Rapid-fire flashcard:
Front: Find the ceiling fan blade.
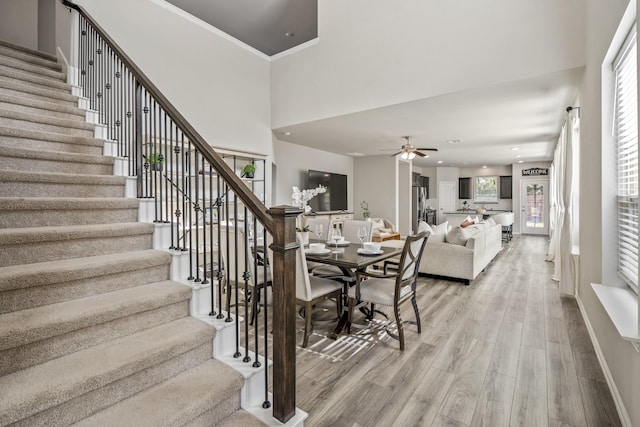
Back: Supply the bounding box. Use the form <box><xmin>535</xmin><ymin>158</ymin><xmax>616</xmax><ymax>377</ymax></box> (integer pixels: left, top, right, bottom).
<box><xmin>389</xmin><ymin>151</ymin><xmax>403</xmax><ymax>157</ymax></box>
<box><xmin>414</xmin><ymin>151</ymin><xmax>427</xmax><ymax>157</ymax></box>
<box><xmin>416</xmin><ymin>148</ymin><xmax>438</xmax><ymax>151</ymax></box>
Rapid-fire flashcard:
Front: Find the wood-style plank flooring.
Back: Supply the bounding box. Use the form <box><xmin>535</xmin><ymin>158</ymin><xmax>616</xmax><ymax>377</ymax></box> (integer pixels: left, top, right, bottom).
<box><xmin>293</xmin><ymin>235</ymin><xmax>622</xmax><ymax>427</ymax></box>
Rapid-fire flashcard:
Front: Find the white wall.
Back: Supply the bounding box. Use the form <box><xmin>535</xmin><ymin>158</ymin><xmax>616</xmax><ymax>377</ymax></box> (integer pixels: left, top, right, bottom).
<box><xmin>273</xmin><ymin>139</ymin><xmax>353</xmax><ymax>210</ymax></box>
<box><xmin>75</xmin><ymin>0</ymin><xmax>272</xmax><ymax>158</ymax></box>
<box><xmin>354</xmin><ymin>155</ymin><xmax>397</xmax><ymax>222</ymax></box>
<box><xmin>579</xmin><ymin>0</ymin><xmax>640</xmax><ymax>426</ymax></box>
<box><xmin>271</xmin><ymin>0</ymin><xmax>586</xmax><ymax>129</ymax></box>
<box><xmin>0</xmin><ymin>0</ymin><xmax>38</xmax><ymax>49</ymax></box>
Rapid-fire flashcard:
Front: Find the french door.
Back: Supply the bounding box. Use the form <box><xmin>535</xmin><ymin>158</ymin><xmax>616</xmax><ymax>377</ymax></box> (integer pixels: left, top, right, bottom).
<box><xmin>520</xmin><ymin>179</ymin><xmax>549</xmax><ymax>235</ymax></box>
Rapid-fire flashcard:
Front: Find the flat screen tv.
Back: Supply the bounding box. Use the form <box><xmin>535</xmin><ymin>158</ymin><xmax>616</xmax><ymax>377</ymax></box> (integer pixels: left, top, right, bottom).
<box><xmin>307</xmin><ymin>170</ymin><xmax>348</xmax><ymax>212</ymax></box>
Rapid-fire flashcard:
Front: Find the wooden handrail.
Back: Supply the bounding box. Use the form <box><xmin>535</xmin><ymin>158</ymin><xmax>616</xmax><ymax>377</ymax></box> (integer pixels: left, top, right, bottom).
<box><xmin>62</xmin><ymin>0</ymin><xmax>273</xmax><ymax>235</ymax></box>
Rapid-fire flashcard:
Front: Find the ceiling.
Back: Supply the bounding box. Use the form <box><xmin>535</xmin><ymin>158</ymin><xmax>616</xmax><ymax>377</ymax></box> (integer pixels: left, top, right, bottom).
<box><xmin>165</xmin><ymin>0</ymin><xmax>317</xmax><ymax>56</ymax></box>
<box><xmin>165</xmin><ymin>1</ymin><xmax>583</xmax><ymax>168</ymax></box>
<box><xmin>274</xmin><ymin>68</ymin><xmax>584</xmax><ymax>168</ymax></box>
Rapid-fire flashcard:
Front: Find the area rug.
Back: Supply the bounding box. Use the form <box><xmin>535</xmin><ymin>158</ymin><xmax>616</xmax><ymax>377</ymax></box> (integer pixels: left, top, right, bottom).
<box><xmin>297</xmin><ymin>318</ymin><xmax>396</xmax><ymax>362</ymax></box>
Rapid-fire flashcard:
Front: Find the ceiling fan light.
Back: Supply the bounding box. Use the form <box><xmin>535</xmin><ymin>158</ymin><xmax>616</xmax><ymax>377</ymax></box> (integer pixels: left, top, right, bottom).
<box><xmin>400</xmin><ymin>152</ymin><xmax>409</xmax><ymax>160</ymax></box>
<box><xmin>408</xmin><ymin>152</ymin><xmax>416</xmax><ymax>160</ymax></box>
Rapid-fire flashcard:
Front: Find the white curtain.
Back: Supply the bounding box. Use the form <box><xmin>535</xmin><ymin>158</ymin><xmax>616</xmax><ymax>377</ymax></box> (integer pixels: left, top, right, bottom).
<box><xmin>547</xmin><ymin>112</ymin><xmax>580</xmax><ymax>295</ymax></box>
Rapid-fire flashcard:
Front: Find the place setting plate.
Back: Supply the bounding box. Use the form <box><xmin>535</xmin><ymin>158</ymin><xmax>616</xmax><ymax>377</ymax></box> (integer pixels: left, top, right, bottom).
<box><xmin>305</xmin><ymin>248</ymin><xmax>331</xmax><ymax>255</ymax></box>
<box><xmin>357</xmin><ymin>248</ymin><xmax>384</xmax><ymax>255</ymax></box>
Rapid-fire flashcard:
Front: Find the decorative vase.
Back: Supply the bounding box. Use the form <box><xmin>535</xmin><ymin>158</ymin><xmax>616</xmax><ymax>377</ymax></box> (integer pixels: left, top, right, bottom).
<box><xmin>297</xmin><ymin>231</ymin><xmax>310</xmax><ymax>246</ymax></box>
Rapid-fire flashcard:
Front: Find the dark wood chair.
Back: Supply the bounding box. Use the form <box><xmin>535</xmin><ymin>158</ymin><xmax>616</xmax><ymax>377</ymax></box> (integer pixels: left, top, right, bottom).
<box><xmin>347</xmin><ymin>231</ymin><xmax>429</xmax><ymax>351</ymax></box>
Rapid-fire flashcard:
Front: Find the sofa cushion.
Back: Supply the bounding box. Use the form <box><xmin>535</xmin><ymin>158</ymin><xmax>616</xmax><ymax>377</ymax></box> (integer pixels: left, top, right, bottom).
<box><xmin>460</xmin><ymin>218</ymin><xmax>475</xmax><ymax>228</ymax></box>
<box><xmin>485</xmin><ymin>217</ymin><xmax>497</xmax><ymax>226</ymax></box>
<box><xmin>418</xmin><ymin>221</ymin><xmax>432</xmax><ymax>234</ymax></box>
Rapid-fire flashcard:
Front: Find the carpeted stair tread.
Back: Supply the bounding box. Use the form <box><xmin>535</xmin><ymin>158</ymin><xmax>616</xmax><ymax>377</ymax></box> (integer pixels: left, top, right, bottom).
<box><xmin>0</xmin><ymin>280</ymin><xmax>191</xmax><ymax>351</ymax></box>
<box><xmin>0</xmin><ymin>317</ymin><xmax>215</xmax><ymax>426</ymax></box>
<box><xmin>215</xmin><ymin>409</ymin><xmax>270</xmax><ymax>427</ymax></box>
<box><xmin>0</xmin><ymin>125</ymin><xmax>104</xmax><ymax>151</ymax></box>
<box><xmin>0</xmin><ymin>222</ymin><xmax>154</xmax><ymax>246</ymax></box>
<box><xmin>0</xmin><ymin>196</ymin><xmax>138</xmax><ymax>213</ymax></box>
<box><xmin>0</xmin><ymin>57</ymin><xmax>65</xmax><ymax>82</ymax></box>
<box><xmin>0</xmin><ymin>168</ymin><xmax>125</xmax><ymax>185</ymax></box>
<box><xmin>0</xmin><ymin>108</ymin><xmax>95</xmax><ymax>137</ymax></box>
<box><xmin>72</xmin><ymin>359</ymin><xmax>244</xmax><ymax>427</ymax></box>
<box><xmin>0</xmin><ymin>92</ymin><xmax>85</xmax><ymax>119</ymax></box>
<box><xmin>0</xmin><ymin>62</ymin><xmax>67</xmax><ymax>91</ymax></box>
<box><xmin>0</xmin><ymin>145</ymin><xmax>113</xmax><ymax>165</ymax></box>
<box><xmin>0</xmin><ymin>249</ymin><xmax>170</xmax><ymax>293</ymax></box>
<box><xmin>0</xmin><ymin>77</ymin><xmax>77</xmax><ymax>104</ymax></box>
<box><xmin>0</xmin><ymin>40</ymin><xmax>60</xmax><ymax>69</ymax></box>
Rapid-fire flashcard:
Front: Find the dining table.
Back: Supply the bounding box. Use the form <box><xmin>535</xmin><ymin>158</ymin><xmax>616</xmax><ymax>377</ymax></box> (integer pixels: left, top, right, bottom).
<box><xmin>303</xmin><ymin>239</ymin><xmax>403</xmax><ymax>339</ymax></box>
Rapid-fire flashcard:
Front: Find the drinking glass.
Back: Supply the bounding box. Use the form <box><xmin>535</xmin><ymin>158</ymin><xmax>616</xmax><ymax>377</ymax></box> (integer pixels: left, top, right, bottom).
<box><xmin>357</xmin><ymin>225</ymin><xmax>368</xmax><ymax>249</ymax></box>
<box><xmin>330</xmin><ymin>227</ymin><xmax>342</xmax><ymax>252</ymax></box>
<box><xmin>314</xmin><ymin>223</ymin><xmax>324</xmax><ymax>241</ymax></box>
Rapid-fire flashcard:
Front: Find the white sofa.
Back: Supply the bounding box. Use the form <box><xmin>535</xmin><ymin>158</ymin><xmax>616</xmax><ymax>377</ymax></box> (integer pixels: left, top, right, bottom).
<box><xmin>381</xmin><ymin>220</ymin><xmax>502</xmax><ymax>285</ymax></box>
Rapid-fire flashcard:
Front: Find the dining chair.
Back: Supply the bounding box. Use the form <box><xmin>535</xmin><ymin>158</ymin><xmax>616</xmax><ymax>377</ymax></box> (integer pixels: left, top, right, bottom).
<box><xmin>295</xmin><ymin>234</ymin><xmax>344</xmax><ymax>347</ymax></box>
<box><xmin>341</xmin><ymin>219</ymin><xmax>372</xmax><ymax>243</ymax></box>
<box><xmin>220</xmin><ymin>225</ymin><xmax>271</xmax><ymax>324</ymax></box>
<box><xmin>347</xmin><ymin>231</ymin><xmax>429</xmax><ymax>351</ymax></box>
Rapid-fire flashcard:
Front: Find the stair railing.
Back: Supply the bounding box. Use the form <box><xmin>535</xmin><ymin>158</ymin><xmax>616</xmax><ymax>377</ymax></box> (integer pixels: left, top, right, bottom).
<box><xmin>62</xmin><ymin>1</ymin><xmax>298</xmax><ymax>422</ymax></box>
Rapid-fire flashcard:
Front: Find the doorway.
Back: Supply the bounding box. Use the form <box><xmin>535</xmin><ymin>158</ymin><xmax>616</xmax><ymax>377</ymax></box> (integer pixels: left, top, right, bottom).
<box><xmin>520</xmin><ymin>179</ymin><xmax>549</xmax><ymax>235</ymax></box>
<box><xmin>438</xmin><ymin>181</ymin><xmax>456</xmax><ymax>224</ymax></box>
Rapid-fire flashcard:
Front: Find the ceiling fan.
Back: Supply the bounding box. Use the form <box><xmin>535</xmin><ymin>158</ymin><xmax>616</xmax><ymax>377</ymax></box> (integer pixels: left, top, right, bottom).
<box><xmin>388</xmin><ymin>136</ymin><xmax>438</xmax><ymax>160</ymax></box>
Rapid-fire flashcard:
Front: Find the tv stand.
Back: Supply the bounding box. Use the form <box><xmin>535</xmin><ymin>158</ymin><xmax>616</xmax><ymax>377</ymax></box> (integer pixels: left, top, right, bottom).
<box><xmin>309</xmin><ymin>211</ymin><xmax>353</xmax><ymax>229</ymax></box>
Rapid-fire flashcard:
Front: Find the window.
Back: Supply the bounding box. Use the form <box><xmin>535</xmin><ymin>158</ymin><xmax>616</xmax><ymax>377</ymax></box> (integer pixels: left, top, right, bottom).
<box><xmin>474</xmin><ymin>176</ymin><xmax>498</xmax><ymax>203</ymax></box>
<box><xmin>614</xmin><ymin>26</ymin><xmax>638</xmax><ymax>294</ymax></box>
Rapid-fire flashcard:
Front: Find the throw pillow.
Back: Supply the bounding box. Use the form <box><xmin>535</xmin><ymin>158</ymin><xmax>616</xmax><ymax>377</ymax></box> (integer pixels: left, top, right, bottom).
<box><xmin>429</xmin><ymin>221</ymin><xmax>448</xmax><ymax>242</ymax></box>
<box><xmin>368</xmin><ymin>218</ymin><xmax>386</xmax><ymax>232</ymax></box>
<box><xmin>446</xmin><ymin>225</ymin><xmax>474</xmax><ymax>246</ymax></box>
<box><xmin>460</xmin><ymin>219</ymin><xmax>475</xmax><ymax>228</ymax></box>
<box><xmin>418</xmin><ymin>221</ymin><xmax>432</xmax><ymax>234</ymax></box>
<box><xmin>486</xmin><ymin>217</ymin><xmax>497</xmax><ymax>226</ymax></box>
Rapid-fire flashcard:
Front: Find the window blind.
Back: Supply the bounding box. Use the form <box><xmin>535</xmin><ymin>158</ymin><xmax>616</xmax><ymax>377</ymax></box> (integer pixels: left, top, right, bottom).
<box><xmin>614</xmin><ymin>27</ymin><xmax>639</xmax><ymax>294</ymax></box>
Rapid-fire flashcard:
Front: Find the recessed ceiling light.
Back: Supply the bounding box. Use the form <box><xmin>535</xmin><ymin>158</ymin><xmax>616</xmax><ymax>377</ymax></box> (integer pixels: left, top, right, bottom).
<box><xmin>437</xmin><ymin>160</ymin><xmax>443</xmax><ymax>164</ymax></box>
<box><xmin>511</xmin><ymin>147</ymin><xmax>520</xmax><ymax>151</ymax></box>
<box><xmin>518</xmin><ymin>160</ymin><xmax>524</xmax><ymax>163</ymax></box>
<box><xmin>285</xmin><ymin>32</ymin><xmax>295</xmax><ymax>37</ymax></box>
<box><xmin>282</xmin><ymin>131</ymin><xmax>291</xmax><ymax>136</ymax></box>
<box><xmin>515</xmin><ymin>155</ymin><xmax>522</xmax><ymax>158</ymax></box>
<box><xmin>346</xmin><ymin>152</ymin><xmax>365</xmax><ymax>157</ymax></box>
<box><xmin>447</xmin><ymin>139</ymin><xmax>461</xmax><ymax>144</ymax></box>
<box><xmin>482</xmin><ymin>165</ymin><xmax>487</xmax><ymax>168</ymax></box>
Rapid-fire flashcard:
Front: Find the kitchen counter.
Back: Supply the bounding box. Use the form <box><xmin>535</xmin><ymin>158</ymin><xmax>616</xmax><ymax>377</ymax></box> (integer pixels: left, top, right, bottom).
<box><xmin>444</xmin><ymin>210</ymin><xmax>513</xmax><ymax>227</ymax></box>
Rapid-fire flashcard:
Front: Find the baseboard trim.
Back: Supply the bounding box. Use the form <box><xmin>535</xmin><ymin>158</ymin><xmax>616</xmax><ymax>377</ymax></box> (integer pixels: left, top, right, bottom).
<box><xmin>575</xmin><ymin>294</ymin><xmax>632</xmax><ymax>427</ymax></box>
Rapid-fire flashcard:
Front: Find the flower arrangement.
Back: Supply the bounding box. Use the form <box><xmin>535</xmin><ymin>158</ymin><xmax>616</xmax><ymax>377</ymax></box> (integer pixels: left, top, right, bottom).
<box><xmin>291</xmin><ymin>185</ymin><xmax>326</xmax><ymax>231</ymax></box>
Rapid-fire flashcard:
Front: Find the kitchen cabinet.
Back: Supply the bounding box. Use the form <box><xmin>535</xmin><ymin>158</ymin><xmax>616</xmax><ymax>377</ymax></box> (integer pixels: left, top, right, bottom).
<box><xmin>459</xmin><ymin>177</ymin><xmax>472</xmax><ymax>199</ymax></box>
<box><xmin>500</xmin><ymin>176</ymin><xmax>512</xmax><ymax>199</ymax></box>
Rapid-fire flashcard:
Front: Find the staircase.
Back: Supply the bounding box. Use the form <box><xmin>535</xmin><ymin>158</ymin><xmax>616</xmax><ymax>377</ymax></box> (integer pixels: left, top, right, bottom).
<box><xmin>0</xmin><ymin>40</ymin><xmax>265</xmax><ymax>426</ymax></box>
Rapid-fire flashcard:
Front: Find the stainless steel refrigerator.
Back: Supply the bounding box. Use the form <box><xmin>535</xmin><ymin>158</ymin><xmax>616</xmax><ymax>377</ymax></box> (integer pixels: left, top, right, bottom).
<box><xmin>412</xmin><ymin>185</ymin><xmax>428</xmax><ymax>233</ymax></box>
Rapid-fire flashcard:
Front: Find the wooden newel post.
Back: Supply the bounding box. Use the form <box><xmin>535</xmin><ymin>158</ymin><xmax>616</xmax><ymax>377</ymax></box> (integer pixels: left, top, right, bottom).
<box><xmin>267</xmin><ymin>205</ymin><xmax>301</xmax><ymax>423</ymax></box>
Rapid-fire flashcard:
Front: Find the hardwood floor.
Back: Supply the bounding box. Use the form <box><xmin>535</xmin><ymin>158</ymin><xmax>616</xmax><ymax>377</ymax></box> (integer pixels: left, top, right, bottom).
<box><xmin>293</xmin><ymin>235</ymin><xmax>622</xmax><ymax>427</ymax></box>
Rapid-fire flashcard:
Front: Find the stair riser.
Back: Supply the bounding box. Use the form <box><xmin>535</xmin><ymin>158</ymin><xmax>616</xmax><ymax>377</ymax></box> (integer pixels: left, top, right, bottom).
<box><xmin>0</xmin><ymin>65</ymin><xmax>68</xmax><ymax>91</ymax></box>
<box><xmin>0</xmin><ymin>99</ymin><xmax>85</xmax><ymax>122</ymax></box>
<box><xmin>0</xmin><ymin>135</ymin><xmax>104</xmax><ymax>156</ymax></box>
<box><xmin>10</xmin><ymin>343</ymin><xmax>213</xmax><ymax>427</ymax></box>
<box><xmin>0</xmin><ymin>156</ymin><xmax>113</xmax><ymax>175</ymax></box>
<box><xmin>0</xmin><ymin>301</ymin><xmax>190</xmax><ymax>375</ymax></box>
<box><xmin>0</xmin><ymin>181</ymin><xmax>125</xmax><ymax>198</ymax></box>
<box><xmin>0</xmin><ymin>116</ymin><xmax>94</xmax><ymax>138</ymax></box>
<box><xmin>0</xmin><ymin>234</ymin><xmax>153</xmax><ymax>267</ymax></box>
<box><xmin>0</xmin><ymin>261</ymin><xmax>171</xmax><ymax>313</ymax></box>
<box><xmin>0</xmin><ymin>206</ymin><xmax>138</xmax><ymax>229</ymax></box>
<box><xmin>0</xmin><ymin>45</ymin><xmax>61</xmax><ymax>72</ymax></box>
<box><xmin>0</xmin><ymin>83</ymin><xmax>77</xmax><ymax>106</ymax></box>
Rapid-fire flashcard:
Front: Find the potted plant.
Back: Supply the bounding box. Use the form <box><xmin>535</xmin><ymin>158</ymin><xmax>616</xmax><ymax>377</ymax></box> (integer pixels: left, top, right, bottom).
<box><xmin>147</xmin><ymin>152</ymin><xmax>164</xmax><ymax>171</ymax></box>
<box><xmin>242</xmin><ymin>163</ymin><xmax>256</xmax><ymax>178</ymax></box>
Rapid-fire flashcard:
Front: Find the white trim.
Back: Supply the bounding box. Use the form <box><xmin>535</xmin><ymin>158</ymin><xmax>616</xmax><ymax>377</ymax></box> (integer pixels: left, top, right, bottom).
<box><xmin>149</xmin><ymin>0</ymin><xmax>270</xmax><ymax>61</ymax></box>
<box><xmin>575</xmin><ymin>294</ymin><xmax>633</xmax><ymax>427</ymax></box>
<box><xmin>591</xmin><ymin>283</ymin><xmax>640</xmax><ymax>349</ymax></box>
